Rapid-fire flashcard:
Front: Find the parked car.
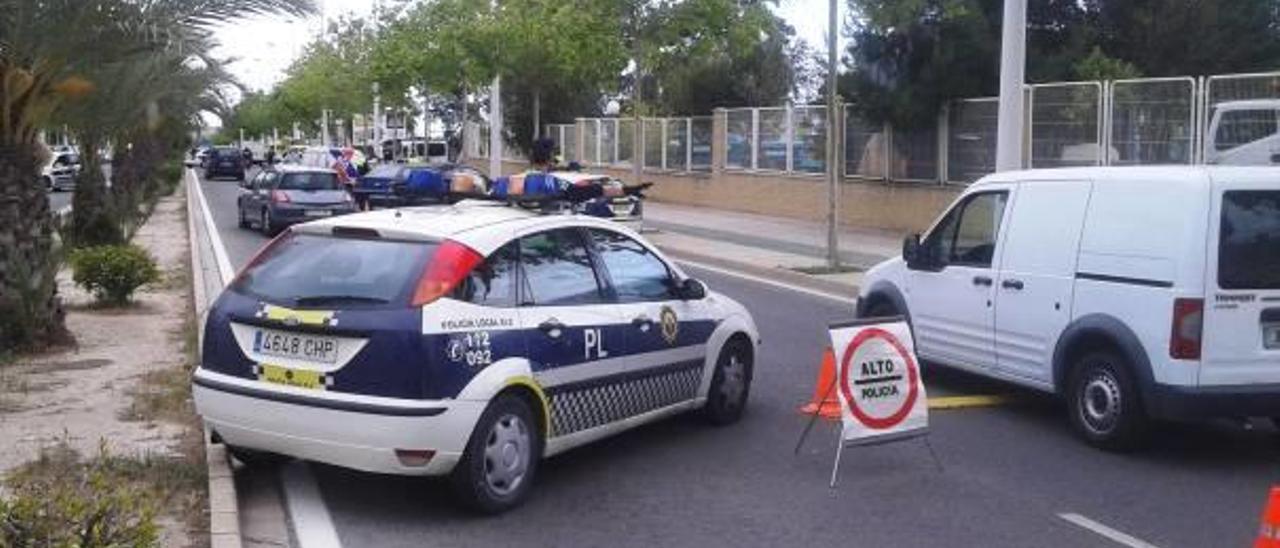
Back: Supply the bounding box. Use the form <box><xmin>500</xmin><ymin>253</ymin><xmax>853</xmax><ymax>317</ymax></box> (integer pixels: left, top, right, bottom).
<box><xmin>40</xmin><ymin>150</ymin><xmax>80</xmax><ymax>192</ymax></box>
<box><xmin>236</xmin><ymin>165</ymin><xmax>356</xmax><ymax>235</ymax></box>
<box><xmin>857</xmin><ymin>166</ymin><xmax>1280</xmax><ymax>449</ymax></box>
<box><xmin>194</xmin><ymin>201</ymin><xmax>758</xmax><ymax>512</ymax></box>
<box><xmin>204</xmin><ymin>146</ymin><xmax>246</xmax><ymax>181</ymax></box>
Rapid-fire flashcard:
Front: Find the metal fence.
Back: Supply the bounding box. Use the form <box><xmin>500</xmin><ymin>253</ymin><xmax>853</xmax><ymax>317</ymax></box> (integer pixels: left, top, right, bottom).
<box><xmin>486</xmin><ymin>70</ymin><xmax>1280</xmax><ymax>184</ymax></box>
<box><xmin>1107</xmin><ymin>78</ymin><xmax>1197</xmax><ymax>165</ymax></box>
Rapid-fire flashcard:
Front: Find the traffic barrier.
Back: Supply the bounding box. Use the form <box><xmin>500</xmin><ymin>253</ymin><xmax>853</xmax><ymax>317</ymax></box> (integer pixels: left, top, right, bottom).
<box><xmin>798</xmin><ymin>347</ymin><xmax>841</xmax><ymax>420</ymax></box>
<box><xmin>1257</xmin><ymin>486</ymin><xmax>1280</xmax><ymax>548</ymax></box>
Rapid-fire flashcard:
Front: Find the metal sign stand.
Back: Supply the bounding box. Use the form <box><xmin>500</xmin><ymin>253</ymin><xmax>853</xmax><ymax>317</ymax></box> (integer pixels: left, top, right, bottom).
<box><xmin>793</xmin><ymin>360</ymin><xmax>944</xmax><ymax>488</ymax></box>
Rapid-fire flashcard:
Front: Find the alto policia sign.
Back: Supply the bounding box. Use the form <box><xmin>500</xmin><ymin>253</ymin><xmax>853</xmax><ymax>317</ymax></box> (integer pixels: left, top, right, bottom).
<box><xmin>827</xmin><ymin>317</ymin><xmax>930</xmax><ymax>486</ymax></box>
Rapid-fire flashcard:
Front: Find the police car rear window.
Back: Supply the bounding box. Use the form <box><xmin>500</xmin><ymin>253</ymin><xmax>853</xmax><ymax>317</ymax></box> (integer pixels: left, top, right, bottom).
<box><xmin>279</xmin><ymin>172</ymin><xmax>340</xmax><ymax>190</ymax></box>
<box><xmin>1219</xmin><ymin>190</ymin><xmax>1280</xmax><ymax>289</ymax></box>
<box><xmin>234</xmin><ymin>234</ymin><xmax>436</xmax><ymax>307</ymax></box>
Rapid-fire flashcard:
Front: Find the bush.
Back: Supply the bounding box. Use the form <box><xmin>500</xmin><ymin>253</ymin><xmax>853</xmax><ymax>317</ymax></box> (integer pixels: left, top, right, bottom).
<box><xmin>0</xmin><ymin>445</ymin><xmax>160</xmax><ymax>547</ymax></box>
<box><xmin>69</xmin><ymin>245</ymin><xmax>160</xmax><ymax>305</ymax></box>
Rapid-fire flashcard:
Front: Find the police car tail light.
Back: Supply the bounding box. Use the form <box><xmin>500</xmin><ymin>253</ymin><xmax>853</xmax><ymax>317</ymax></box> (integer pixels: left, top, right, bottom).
<box><xmin>412</xmin><ymin>240</ymin><xmax>481</xmax><ymax>306</ymax></box>
<box><xmin>1170</xmin><ymin>298</ymin><xmax>1203</xmax><ymax>360</ymax></box>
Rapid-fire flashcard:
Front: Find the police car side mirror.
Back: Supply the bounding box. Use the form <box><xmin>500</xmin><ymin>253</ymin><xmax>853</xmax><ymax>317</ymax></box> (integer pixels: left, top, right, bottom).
<box><xmin>677</xmin><ymin>278</ymin><xmax>707</xmax><ymax>301</ymax></box>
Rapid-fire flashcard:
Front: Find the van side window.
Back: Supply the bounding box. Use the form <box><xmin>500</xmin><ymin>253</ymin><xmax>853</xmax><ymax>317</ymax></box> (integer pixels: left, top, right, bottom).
<box><xmin>926</xmin><ymin>191</ymin><xmax>1008</xmax><ymax>268</ymax></box>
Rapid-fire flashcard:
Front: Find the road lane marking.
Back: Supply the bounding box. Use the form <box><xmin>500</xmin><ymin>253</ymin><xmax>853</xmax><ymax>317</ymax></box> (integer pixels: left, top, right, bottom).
<box><xmin>189</xmin><ymin>168</ymin><xmax>236</xmax><ymax>284</ymax></box>
<box><xmin>675</xmin><ymin>258</ymin><xmax>858</xmax><ymax>305</ymax></box>
<box><xmin>281</xmin><ymin>462</ymin><xmax>343</xmax><ymax>548</ymax></box>
<box><xmin>1058</xmin><ymin>513</ymin><xmax>1161</xmax><ymax>548</ymax></box>
<box><xmin>928</xmin><ymin>395</ymin><xmax>1012</xmax><ymax>410</ymax></box>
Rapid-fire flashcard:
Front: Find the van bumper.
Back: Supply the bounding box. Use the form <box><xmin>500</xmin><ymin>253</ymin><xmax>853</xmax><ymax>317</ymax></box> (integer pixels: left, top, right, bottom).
<box><xmin>1147</xmin><ymin>382</ymin><xmax>1280</xmax><ymax>419</ymax></box>
<box><xmin>193</xmin><ymin>368</ymin><xmax>482</xmax><ymax>475</ymax></box>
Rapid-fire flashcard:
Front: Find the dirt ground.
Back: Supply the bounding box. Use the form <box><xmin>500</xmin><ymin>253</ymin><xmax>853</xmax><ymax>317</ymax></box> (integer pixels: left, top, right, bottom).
<box><xmin>0</xmin><ymin>188</ymin><xmax>203</xmax><ymax>547</ymax></box>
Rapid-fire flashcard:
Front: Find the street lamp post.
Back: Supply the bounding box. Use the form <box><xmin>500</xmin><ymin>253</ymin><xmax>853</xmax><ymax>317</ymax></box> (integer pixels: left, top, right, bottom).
<box><xmin>995</xmin><ymin>0</ymin><xmax>1027</xmax><ymax>172</ymax></box>
<box><xmin>488</xmin><ymin>0</ymin><xmax>503</xmax><ymax>178</ymax></box>
<box><xmin>825</xmin><ymin>0</ymin><xmax>840</xmax><ymax>269</ymax></box>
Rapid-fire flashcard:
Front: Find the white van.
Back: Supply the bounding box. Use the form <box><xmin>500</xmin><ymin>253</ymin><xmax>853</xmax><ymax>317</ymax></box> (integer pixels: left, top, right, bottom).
<box><xmin>857</xmin><ymin>166</ymin><xmax>1280</xmax><ymax>449</ymax></box>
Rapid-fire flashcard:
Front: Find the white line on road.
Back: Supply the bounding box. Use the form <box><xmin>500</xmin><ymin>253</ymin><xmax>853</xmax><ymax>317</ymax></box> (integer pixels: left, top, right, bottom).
<box><xmin>1058</xmin><ymin>513</ymin><xmax>1161</xmax><ymax>548</ymax></box>
<box><xmin>281</xmin><ymin>462</ymin><xmax>343</xmax><ymax>548</ymax></box>
<box><xmin>674</xmin><ymin>258</ymin><xmax>858</xmax><ymax>306</ymax></box>
<box><xmin>189</xmin><ymin>169</ymin><xmax>236</xmax><ymax>284</ymax></box>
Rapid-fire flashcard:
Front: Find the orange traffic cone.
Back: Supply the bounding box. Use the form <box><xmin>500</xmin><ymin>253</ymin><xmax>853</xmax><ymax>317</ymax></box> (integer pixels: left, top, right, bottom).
<box><xmin>1257</xmin><ymin>486</ymin><xmax>1280</xmax><ymax>548</ymax></box>
<box><xmin>799</xmin><ymin>347</ymin><xmax>842</xmax><ymax>420</ymax></box>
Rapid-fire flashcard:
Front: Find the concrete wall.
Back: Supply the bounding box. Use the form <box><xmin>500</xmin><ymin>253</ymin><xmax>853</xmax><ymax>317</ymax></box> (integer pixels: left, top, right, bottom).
<box><xmin>466</xmin><ymin>158</ymin><xmax>960</xmax><ymax>235</ymax></box>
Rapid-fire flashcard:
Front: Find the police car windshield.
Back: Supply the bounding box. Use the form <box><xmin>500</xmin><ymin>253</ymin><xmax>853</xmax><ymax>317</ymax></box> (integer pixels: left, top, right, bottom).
<box><xmin>279</xmin><ymin>172</ymin><xmax>340</xmax><ymax>191</ymax></box>
<box><xmin>234</xmin><ymin>233</ymin><xmax>436</xmax><ymax>308</ymax></box>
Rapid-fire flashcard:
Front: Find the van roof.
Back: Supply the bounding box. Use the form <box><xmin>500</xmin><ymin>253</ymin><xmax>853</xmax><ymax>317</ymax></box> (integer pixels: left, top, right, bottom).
<box><xmin>972</xmin><ymin>165</ymin><xmax>1280</xmax><ymax>188</ymax></box>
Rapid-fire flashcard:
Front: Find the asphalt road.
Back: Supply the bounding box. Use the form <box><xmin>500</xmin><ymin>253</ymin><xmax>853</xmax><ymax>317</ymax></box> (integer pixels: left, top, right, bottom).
<box><xmin>198</xmin><ymin>170</ymin><xmax>1280</xmax><ymax>548</ymax></box>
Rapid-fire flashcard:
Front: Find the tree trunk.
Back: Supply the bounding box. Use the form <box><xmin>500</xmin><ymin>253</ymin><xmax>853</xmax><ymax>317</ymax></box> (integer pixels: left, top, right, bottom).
<box><xmin>70</xmin><ymin>134</ymin><xmax>122</xmax><ymax>247</ymax></box>
<box><xmin>532</xmin><ymin>89</ymin><xmax>541</xmax><ymax>142</ymax></box>
<box><xmin>0</xmin><ymin>141</ymin><xmax>68</xmax><ymax>350</ymax></box>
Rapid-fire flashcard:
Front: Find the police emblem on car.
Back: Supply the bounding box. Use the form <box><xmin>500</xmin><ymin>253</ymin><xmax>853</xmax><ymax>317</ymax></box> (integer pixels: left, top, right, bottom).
<box><xmin>192</xmin><ymin>196</ymin><xmax>760</xmax><ymax>514</ymax></box>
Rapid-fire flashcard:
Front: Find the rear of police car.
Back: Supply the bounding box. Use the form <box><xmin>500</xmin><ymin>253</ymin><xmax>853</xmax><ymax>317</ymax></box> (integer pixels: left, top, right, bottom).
<box><xmin>192</xmin><ymin>222</ymin><xmax>493</xmax><ymax>475</ymax></box>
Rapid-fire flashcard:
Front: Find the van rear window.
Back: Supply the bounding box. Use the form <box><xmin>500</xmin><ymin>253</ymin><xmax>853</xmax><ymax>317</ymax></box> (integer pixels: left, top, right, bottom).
<box><xmin>234</xmin><ymin>234</ymin><xmax>436</xmax><ymax>307</ymax></box>
<box><xmin>1219</xmin><ymin>191</ymin><xmax>1280</xmax><ymax>289</ymax></box>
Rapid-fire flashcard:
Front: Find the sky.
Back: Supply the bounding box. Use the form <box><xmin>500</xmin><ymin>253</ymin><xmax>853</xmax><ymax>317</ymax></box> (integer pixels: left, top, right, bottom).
<box><xmin>212</xmin><ymin>0</ymin><xmax>841</xmax><ymax>95</ymax></box>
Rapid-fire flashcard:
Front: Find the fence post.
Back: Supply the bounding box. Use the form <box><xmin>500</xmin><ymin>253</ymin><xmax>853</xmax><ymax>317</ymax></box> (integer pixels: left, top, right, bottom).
<box><xmin>883</xmin><ymin>123</ymin><xmax>892</xmax><ymax>183</ymax></box>
<box><xmin>574</xmin><ymin>118</ymin><xmax>585</xmax><ymax>163</ymax></box>
<box><xmin>751</xmin><ymin>109</ymin><xmax>760</xmax><ymax>170</ymax></box>
<box><xmin>937</xmin><ymin>104</ymin><xmax>949</xmax><ymax>184</ymax></box>
<box><xmin>785</xmin><ymin>105</ymin><xmax>794</xmax><ymax>173</ymax></box>
<box><xmin>713</xmin><ymin>109</ymin><xmax>727</xmax><ymax>176</ymax></box>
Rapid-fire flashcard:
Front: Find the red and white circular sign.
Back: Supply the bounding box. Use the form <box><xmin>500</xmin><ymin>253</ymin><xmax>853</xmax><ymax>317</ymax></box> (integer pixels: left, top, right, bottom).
<box><xmin>837</xmin><ymin>327</ymin><xmax>920</xmax><ymax>430</ymax></box>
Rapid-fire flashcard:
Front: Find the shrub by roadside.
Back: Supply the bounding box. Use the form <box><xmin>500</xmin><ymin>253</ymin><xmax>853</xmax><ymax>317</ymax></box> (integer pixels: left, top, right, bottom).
<box><xmin>68</xmin><ymin>244</ymin><xmax>160</xmax><ymax>306</ymax></box>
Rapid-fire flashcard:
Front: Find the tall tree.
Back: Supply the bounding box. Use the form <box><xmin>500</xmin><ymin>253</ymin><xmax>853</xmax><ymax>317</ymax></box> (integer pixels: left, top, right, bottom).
<box><xmin>0</xmin><ymin>0</ymin><xmax>314</xmax><ymax>352</ymax></box>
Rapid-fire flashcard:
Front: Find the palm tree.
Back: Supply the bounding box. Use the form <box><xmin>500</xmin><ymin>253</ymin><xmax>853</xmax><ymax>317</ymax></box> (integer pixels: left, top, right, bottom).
<box><xmin>0</xmin><ymin>0</ymin><xmax>314</xmax><ymax>351</ymax></box>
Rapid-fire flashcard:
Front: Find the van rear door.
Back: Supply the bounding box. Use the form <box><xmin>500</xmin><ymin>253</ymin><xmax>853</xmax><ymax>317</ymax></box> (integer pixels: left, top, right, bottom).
<box><xmin>1202</xmin><ymin>179</ymin><xmax>1280</xmax><ymax>386</ymax></box>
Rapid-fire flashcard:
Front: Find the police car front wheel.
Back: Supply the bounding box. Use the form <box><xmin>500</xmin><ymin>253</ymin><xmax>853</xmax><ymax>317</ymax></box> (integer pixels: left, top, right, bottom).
<box><xmin>703</xmin><ymin>337</ymin><xmax>753</xmax><ymax>425</ymax></box>
<box><xmin>451</xmin><ymin>393</ymin><xmax>541</xmax><ymax>513</ymax></box>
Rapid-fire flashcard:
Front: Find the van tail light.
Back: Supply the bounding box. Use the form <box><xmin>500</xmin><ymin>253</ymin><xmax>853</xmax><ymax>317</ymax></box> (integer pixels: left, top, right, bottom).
<box><xmin>271</xmin><ymin>190</ymin><xmax>290</xmax><ymax>203</ymax></box>
<box><xmin>230</xmin><ymin>231</ymin><xmax>291</xmax><ymax>286</ymax></box>
<box><xmin>412</xmin><ymin>240</ymin><xmax>482</xmax><ymax>306</ymax></box>
<box><xmin>1170</xmin><ymin>298</ymin><xmax>1204</xmax><ymax>360</ymax></box>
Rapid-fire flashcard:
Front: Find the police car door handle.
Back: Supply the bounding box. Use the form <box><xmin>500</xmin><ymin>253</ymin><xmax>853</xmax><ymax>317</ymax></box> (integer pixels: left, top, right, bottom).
<box><xmin>538</xmin><ymin>319</ymin><xmax>566</xmax><ymax>338</ymax></box>
<box><xmin>631</xmin><ymin>315</ymin><xmax>652</xmax><ymax>328</ymax></box>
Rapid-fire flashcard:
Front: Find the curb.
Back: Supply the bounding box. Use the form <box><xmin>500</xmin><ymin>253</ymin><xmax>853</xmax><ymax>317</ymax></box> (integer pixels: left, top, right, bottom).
<box><xmin>659</xmin><ymin>245</ymin><xmax>861</xmax><ymax>302</ymax></box>
<box><xmin>186</xmin><ymin>171</ymin><xmax>243</xmax><ymax>548</ymax></box>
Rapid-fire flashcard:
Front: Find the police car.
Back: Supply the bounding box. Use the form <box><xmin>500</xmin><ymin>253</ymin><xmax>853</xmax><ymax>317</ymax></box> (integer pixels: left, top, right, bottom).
<box><xmin>192</xmin><ymin>201</ymin><xmax>760</xmax><ymax>512</ymax></box>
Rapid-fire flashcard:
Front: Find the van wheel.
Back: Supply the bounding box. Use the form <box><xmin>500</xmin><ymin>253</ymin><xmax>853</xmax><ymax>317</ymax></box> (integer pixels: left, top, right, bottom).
<box><xmin>703</xmin><ymin>338</ymin><xmax>753</xmax><ymax>425</ymax></box>
<box><xmin>451</xmin><ymin>393</ymin><xmax>540</xmax><ymax>514</ymax></box>
<box><xmin>1067</xmin><ymin>351</ymin><xmax>1147</xmax><ymax>450</ymax></box>
<box><xmin>227</xmin><ymin>445</ymin><xmax>290</xmax><ymax>468</ymax></box>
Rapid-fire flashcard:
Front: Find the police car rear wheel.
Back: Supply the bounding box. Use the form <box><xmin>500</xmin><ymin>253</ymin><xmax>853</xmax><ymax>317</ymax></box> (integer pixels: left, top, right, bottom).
<box><xmin>1067</xmin><ymin>351</ymin><xmax>1147</xmax><ymax>451</ymax></box>
<box><xmin>452</xmin><ymin>393</ymin><xmax>540</xmax><ymax>513</ymax></box>
<box><xmin>703</xmin><ymin>338</ymin><xmax>753</xmax><ymax>425</ymax></box>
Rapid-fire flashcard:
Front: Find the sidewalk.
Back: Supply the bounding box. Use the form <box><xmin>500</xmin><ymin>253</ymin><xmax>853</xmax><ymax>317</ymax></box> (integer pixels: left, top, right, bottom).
<box><xmin>643</xmin><ymin>201</ymin><xmax>903</xmax><ymax>292</ymax></box>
